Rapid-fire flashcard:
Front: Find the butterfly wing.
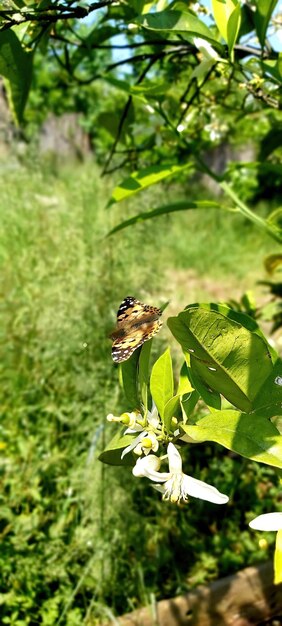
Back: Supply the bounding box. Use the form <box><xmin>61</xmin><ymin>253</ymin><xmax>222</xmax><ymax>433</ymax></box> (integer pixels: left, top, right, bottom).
<box><xmin>116</xmin><ymin>296</ymin><xmax>147</xmax><ymax>326</ymax></box>
<box><xmin>111</xmin><ymin>296</ymin><xmax>163</xmax><ymax>363</ymax></box>
<box><xmin>112</xmin><ymin>318</ymin><xmax>163</xmax><ymax>363</ymax></box>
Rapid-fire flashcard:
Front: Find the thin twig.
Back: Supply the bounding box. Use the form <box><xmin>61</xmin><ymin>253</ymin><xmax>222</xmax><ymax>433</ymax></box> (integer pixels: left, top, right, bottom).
<box><xmin>102</xmin><ymin>56</ymin><xmax>159</xmax><ymax>175</ymax></box>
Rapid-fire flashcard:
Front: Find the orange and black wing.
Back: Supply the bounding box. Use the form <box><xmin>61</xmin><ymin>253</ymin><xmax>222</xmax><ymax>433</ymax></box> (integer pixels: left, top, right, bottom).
<box><xmin>112</xmin><ymin>296</ymin><xmax>162</xmax><ymax>363</ymax></box>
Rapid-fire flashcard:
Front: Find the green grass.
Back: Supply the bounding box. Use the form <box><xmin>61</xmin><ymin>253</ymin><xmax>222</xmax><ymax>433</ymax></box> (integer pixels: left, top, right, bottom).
<box><xmin>0</xmin><ymin>158</ymin><xmax>279</xmax><ymax>625</ymax></box>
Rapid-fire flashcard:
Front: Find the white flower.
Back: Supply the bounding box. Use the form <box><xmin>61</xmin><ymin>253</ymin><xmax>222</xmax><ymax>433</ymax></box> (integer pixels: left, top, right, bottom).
<box><xmin>249</xmin><ymin>511</ymin><xmax>282</xmax><ymax>585</ymax></box>
<box><xmin>249</xmin><ymin>512</ymin><xmax>282</xmax><ymax>531</ymax></box>
<box><xmin>132</xmin><ymin>443</ymin><xmax>229</xmax><ymax>505</ymax></box>
<box><xmin>193</xmin><ymin>37</ymin><xmax>219</xmax><ymax>61</ymax></box>
<box><xmin>134</xmin><ymin>432</ymin><xmax>159</xmax><ymax>456</ymax></box>
<box><xmin>121</xmin><ymin>404</ymin><xmax>161</xmax><ymax>459</ymax></box>
<box><xmin>107</xmin><ymin>410</ymin><xmax>141</xmax><ymax>427</ymax></box>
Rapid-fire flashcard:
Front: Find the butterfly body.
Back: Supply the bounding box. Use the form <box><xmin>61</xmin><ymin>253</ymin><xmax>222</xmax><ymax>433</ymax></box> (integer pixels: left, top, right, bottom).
<box><xmin>110</xmin><ymin>296</ymin><xmax>162</xmax><ymax>363</ymax></box>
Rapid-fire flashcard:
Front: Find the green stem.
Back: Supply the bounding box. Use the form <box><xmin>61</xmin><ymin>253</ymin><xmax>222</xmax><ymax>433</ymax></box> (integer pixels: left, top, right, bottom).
<box><xmin>195</xmin><ymin>154</ymin><xmax>282</xmax><ymax>244</ymax></box>
<box><xmin>220</xmin><ymin>180</ymin><xmax>282</xmax><ymax>244</ymax></box>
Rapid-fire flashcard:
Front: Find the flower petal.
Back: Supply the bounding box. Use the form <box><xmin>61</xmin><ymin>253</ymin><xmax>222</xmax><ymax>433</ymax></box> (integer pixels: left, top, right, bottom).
<box><xmin>132</xmin><ymin>454</ymin><xmax>170</xmax><ymax>482</ymax></box>
<box><xmin>182</xmin><ymin>475</ymin><xmax>229</xmax><ymax>504</ymax></box>
<box><xmin>124</xmin><ymin>424</ymin><xmax>143</xmax><ymax>434</ymax></box>
<box><xmin>249</xmin><ymin>512</ymin><xmax>282</xmax><ymax>531</ymax></box>
<box><xmin>167</xmin><ymin>443</ymin><xmax>183</xmax><ymax>473</ymax></box>
<box><xmin>147</xmin><ymin>402</ymin><xmax>160</xmax><ymax>429</ymax></box>
<box><xmin>121</xmin><ymin>432</ymin><xmax>146</xmax><ymax>459</ymax></box>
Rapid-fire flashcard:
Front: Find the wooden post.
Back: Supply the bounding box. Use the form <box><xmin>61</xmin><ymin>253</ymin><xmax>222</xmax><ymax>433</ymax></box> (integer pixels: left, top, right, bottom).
<box><xmin>102</xmin><ymin>561</ymin><xmax>282</xmax><ymax>626</ymax></box>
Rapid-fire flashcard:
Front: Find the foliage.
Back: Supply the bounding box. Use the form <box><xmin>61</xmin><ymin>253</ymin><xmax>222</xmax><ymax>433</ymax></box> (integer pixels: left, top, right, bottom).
<box><xmin>0</xmin><ymin>159</ymin><xmax>280</xmax><ymax>624</ymax></box>
<box><xmin>0</xmin><ymin>0</ymin><xmax>282</xmax><ymax>622</ymax></box>
<box><xmin>0</xmin><ymin>1</ymin><xmax>281</xmax><ymax>210</ymax></box>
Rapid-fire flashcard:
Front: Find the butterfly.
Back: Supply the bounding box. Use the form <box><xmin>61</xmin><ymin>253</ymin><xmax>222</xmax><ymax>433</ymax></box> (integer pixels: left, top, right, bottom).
<box><xmin>110</xmin><ymin>296</ymin><xmax>163</xmax><ymax>363</ymax></box>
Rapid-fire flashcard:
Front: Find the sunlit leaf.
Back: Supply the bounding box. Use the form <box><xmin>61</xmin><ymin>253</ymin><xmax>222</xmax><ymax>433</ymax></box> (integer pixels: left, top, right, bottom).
<box><xmin>254</xmin><ymin>0</ymin><xmax>278</xmax><ymax>48</ymax></box>
<box><xmin>212</xmin><ymin>0</ymin><xmax>241</xmax><ymax>56</ymax></box>
<box><xmin>150</xmin><ymin>348</ymin><xmax>174</xmax><ymax>419</ymax></box>
<box><xmin>187</xmin><ymin>359</ymin><xmax>221</xmax><ymax>410</ymax></box>
<box><xmin>139</xmin><ymin>340</ymin><xmax>152</xmax><ymax>410</ymax></box>
<box><xmin>252</xmin><ymin>358</ymin><xmax>282</xmax><ymax>417</ymax></box>
<box><xmin>107</xmin><ymin>200</ymin><xmax>224</xmax><ymax>235</ymax></box>
<box><xmin>163</xmin><ymin>395</ymin><xmax>181</xmax><ymax>433</ymax></box>
<box><xmin>168</xmin><ymin>304</ymin><xmax>273</xmax><ymax>412</ymax></box>
<box><xmin>181</xmin><ymin>410</ymin><xmax>282</xmax><ymax>468</ymax></box>
<box><xmin>177</xmin><ymin>362</ymin><xmax>194</xmax><ymax>395</ymax></box>
<box><xmin>137</xmin><ymin>10</ymin><xmax>223</xmax><ymax>48</ymax></box>
<box><xmin>107</xmin><ymin>163</ymin><xmax>194</xmax><ymax>206</ymax></box>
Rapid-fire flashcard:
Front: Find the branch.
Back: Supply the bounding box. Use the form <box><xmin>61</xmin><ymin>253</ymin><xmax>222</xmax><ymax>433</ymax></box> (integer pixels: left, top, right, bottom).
<box><xmin>102</xmin><ymin>56</ymin><xmax>159</xmax><ymax>175</ymax></box>
<box><xmin>0</xmin><ymin>0</ymin><xmax>115</xmax><ymax>31</ymax></box>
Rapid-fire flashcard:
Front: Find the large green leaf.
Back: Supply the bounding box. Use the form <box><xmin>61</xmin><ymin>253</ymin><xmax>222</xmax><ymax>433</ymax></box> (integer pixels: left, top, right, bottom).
<box><xmin>107</xmin><ymin>200</ymin><xmax>224</xmax><ymax>235</ymax></box>
<box><xmin>181</xmin><ymin>390</ymin><xmax>200</xmax><ymax>420</ymax></box>
<box><xmin>137</xmin><ymin>10</ymin><xmax>223</xmax><ymax>48</ymax></box>
<box><xmin>252</xmin><ymin>358</ymin><xmax>282</xmax><ymax>416</ymax></box>
<box><xmin>212</xmin><ymin>0</ymin><xmax>241</xmax><ymax>56</ymax></box>
<box><xmin>187</xmin><ymin>360</ymin><xmax>221</xmax><ymax>410</ymax></box>
<box><xmin>107</xmin><ymin>163</ymin><xmax>193</xmax><ymax>206</ymax></box>
<box><xmin>138</xmin><ymin>340</ymin><xmax>152</xmax><ymax>410</ymax></box>
<box><xmin>0</xmin><ymin>30</ymin><xmax>33</xmax><ymax>124</ymax></box>
<box><xmin>177</xmin><ymin>362</ymin><xmax>194</xmax><ymax>396</ymax></box>
<box><xmin>150</xmin><ymin>348</ymin><xmax>174</xmax><ymax>419</ymax></box>
<box><xmin>120</xmin><ymin>349</ymin><xmax>140</xmax><ymax>409</ymax></box>
<box><xmin>168</xmin><ymin>304</ymin><xmax>273</xmax><ymax>412</ymax></box>
<box><xmin>181</xmin><ymin>410</ymin><xmax>282</xmax><ymax>468</ymax></box>
<box><xmin>254</xmin><ymin>0</ymin><xmax>278</xmax><ymax>48</ymax></box>
<box><xmin>99</xmin><ymin>430</ymin><xmax>136</xmax><ymax>466</ymax></box>
<box><xmin>163</xmin><ymin>395</ymin><xmax>181</xmax><ymax>433</ymax></box>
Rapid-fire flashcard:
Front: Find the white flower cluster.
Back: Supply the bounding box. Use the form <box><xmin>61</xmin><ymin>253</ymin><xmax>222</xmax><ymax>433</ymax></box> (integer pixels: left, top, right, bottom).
<box><xmin>107</xmin><ymin>406</ymin><xmax>229</xmax><ymax>505</ymax></box>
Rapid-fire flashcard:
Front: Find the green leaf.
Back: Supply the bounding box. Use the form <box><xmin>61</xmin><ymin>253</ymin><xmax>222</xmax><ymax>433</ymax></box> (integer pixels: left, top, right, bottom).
<box><xmin>254</xmin><ymin>0</ymin><xmax>278</xmax><ymax>48</ymax></box>
<box><xmin>187</xmin><ymin>360</ymin><xmax>221</xmax><ymax>410</ymax></box>
<box><xmin>261</xmin><ymin>54</ymin><xmax>282</xmax><ymax>83</ymax></box>
<box><xmin>150</xmin><ymin>348</ymin><xmax>174</xmax><ymax>419</ymax></box>
<box><xmin>181</xmin><ymin>390</ymin><xmax>200</xmax><ymax>420</ymax></box>
<box><xmin>99</xmin><ymin>430</ymin><xmax>136</xmax><ymax>466</ymax></box>
<box><xmin>181</xmin><ymin>410</ymin><xmax>282</xmax><ymax>469</ymax></box>
<box><xmin>139</xmin><ymin>340</ymin><xmax>152</xmax><ymax>410</ymax></box>
<box><xmin>137</xmin><ymin>10</ymin><xmax>223</xmax><ymax>48</ymax></box>
<box><xmin>252</xmin><ymin>358</ymin><xmax>282</xmax><ymax>416</ymax></box>
<box><xmin>168</xmin><ymin>304</ymin><xmax>273</xmax><ymax>412</ymax></box>
<box><xmin>107</xmin><ymin>163</ymin><xmax>194</xmax><ymax>206</ymax></box>
<box><xmin>0</xmin><ymin>30</ymin><xmax>33</xmax><ymax>124</ymax></box>
<box><xmin>212</xmin><ymin>0</ymin><xmax>241</xmax><ymax>56</ymax></box>
<box><xmin>227</xmin><ymin>3</ymin><xmax>241</xmax><ymax>55</ymax></box>
<box><xmin>177</xmin><ymin>362</ymin><xmax>194</xmax><ymax>395</ymax></box>
<box><xmin>120</xmin><ymin>350</ymin><xmax>140</xmax><ymax>409</ymax></box>
<box><xmin>163</xmin><ymin>395</ymin><xmax>181</xmax><ymax>433</ymax></box>
<box><xmin>105</xmin><ymin>76</ymin><xmax>170</xmax><ymax>98</ymax></box>
<box><xmin>107</xmin><ymin>200</ymin><xmax>224</xmax><ymax>235</ymax></box>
